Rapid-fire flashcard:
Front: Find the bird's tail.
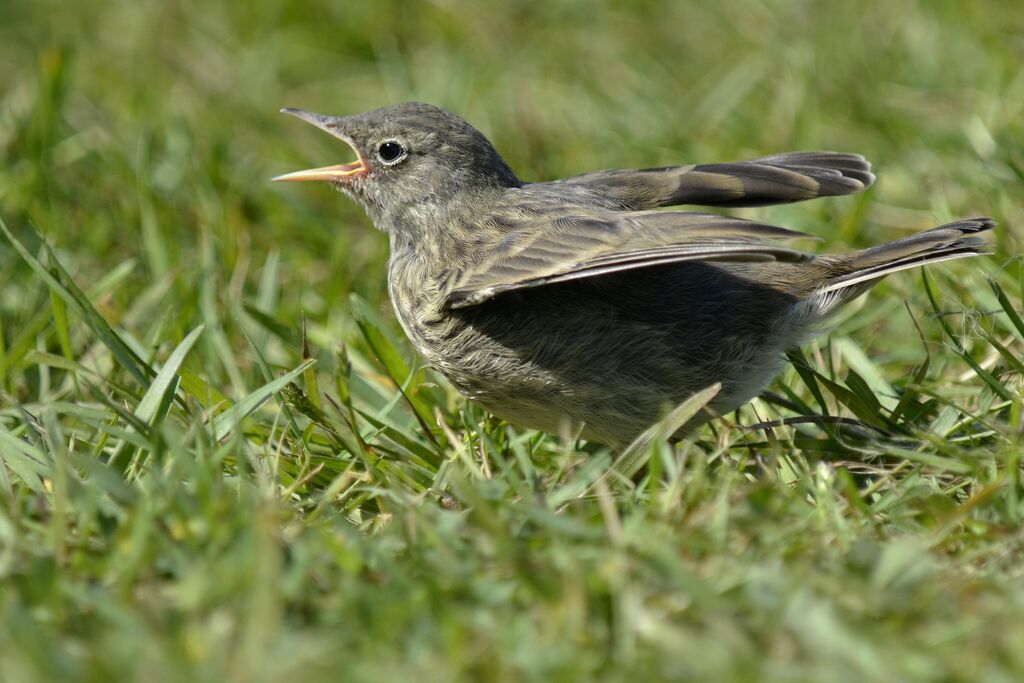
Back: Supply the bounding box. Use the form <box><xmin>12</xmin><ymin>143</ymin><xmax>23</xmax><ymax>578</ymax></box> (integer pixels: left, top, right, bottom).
<box><xmin>816</xmin><ymin>217</ymin><xmax>995</xmax><ymax>297</ymax></box>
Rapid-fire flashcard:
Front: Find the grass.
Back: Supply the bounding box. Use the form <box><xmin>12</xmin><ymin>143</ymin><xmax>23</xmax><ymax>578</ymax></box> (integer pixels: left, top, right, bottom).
<box><xmin>2</xmin><ymin>0</ymin><xmax>1024</xmax><ymax>680</ymax></box>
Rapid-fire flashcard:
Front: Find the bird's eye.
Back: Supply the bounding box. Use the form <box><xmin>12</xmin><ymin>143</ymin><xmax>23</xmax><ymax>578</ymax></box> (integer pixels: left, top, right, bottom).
<box><xmin>377</xmin><ymin>140</ymin><xmax>406</xmax><ymax>164</ymax></box>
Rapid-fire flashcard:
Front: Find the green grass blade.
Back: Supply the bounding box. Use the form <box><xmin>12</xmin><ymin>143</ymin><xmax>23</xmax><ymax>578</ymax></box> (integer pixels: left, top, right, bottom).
<box><xmin>922</xmin><ymin>271</ymin><xmax>1013</xmax><ymax>401</ymax></box>
<box><xmin>49</xmin><ymin>289</ymin><xmax>73</xmax><ymax>361</ymax></box>
<box><xmin>786</xmin><ymin>348</ymin><xmax>831</xmax><ymax>415</ymax></box>
<box><xmin>240</xmin><ymin>324</ymin><xmax>305</xmax><ymax>442</ymax></box>
<box><xmin>134</xmin><ymin>324</ymin><xmax>204</xmax><ymax>424</ymax></box>
<box><xmin>0</xmin><ymin>423</ymin><xmax>50</xmax><ymax>492</ymax></box>
<box><xmin>834</xmin><ymin>336</ymin><xmax>897</xmax><ymax>412</ymax></box>
<box><xmin>212</xmin><ymin>359</ymin><xmax>315</xmax><ymax>441</ymax></box>
<box><xmin>0</xmin><ymin>217</ymin><xmax>153</xmax><ymax>386</ymax></box>
<box><xmin>988</xmin><ymin>276</ymin><xmax>1024</xmax><ymax>341</ymax></box>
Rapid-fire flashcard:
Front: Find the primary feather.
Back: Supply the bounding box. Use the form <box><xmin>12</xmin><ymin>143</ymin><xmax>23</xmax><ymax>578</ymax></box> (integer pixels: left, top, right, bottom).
<box><xmin>555</xmin><ymin>151</ymin><xmax>875</xmax><ymax>209</ymax></box>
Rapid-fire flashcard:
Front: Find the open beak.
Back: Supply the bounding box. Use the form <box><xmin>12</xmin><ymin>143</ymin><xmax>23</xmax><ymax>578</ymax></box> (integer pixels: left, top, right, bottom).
<box><xmin>272</xmin><ymin>108</ymin><xmax>368</xmax><ymax>182</ymax></box>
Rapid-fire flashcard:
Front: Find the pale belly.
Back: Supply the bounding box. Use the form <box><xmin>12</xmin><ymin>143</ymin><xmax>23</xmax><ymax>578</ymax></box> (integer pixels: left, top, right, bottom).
<box><xmin>389</xmin><ymin>259</ymin><xmax>822</xmax><ymax>447</ymax></box>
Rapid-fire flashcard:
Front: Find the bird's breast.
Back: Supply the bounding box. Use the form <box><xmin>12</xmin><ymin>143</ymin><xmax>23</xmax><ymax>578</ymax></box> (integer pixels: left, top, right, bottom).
<box><xmin>386</xmin><ymin>249</ymin><xmax>553</xmax><ymax>402</ymax></box>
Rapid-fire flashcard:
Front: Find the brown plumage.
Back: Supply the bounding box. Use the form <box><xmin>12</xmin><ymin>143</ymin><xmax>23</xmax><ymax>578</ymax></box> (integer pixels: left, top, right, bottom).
<box><xmin>274</xmin><ymin>102</ymin><xmax>993</xmax><ymax>447</ymax></box>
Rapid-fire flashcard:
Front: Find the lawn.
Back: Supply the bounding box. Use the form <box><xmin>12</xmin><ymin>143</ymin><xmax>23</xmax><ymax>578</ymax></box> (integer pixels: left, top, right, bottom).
<box><xmin>2</xmin><ymin>1</ymin><xmax>1023</xmax><ymax>681</ymax></box>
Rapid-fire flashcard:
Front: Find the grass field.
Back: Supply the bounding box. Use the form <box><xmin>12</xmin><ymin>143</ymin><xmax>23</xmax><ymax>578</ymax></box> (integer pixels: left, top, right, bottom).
<box><xmin>2</xmin><ymin>1</ymin><xmax>1024</xmax><ymax>681</ymax></box>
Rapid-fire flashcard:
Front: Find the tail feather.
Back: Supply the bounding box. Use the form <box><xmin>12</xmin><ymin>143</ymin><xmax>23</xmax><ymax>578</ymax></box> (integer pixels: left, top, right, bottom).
<box><xmin>819</xmin><ymin>217</ymin><xmax>995</xmax><ymax>294</ymax></box>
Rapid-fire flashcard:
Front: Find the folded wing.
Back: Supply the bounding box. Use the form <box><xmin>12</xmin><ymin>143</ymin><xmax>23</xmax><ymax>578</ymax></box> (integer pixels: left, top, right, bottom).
<box><xmin>446</xmin><ymin>211</ymin><xmax>815</xmax><ymax>309</ymax></box>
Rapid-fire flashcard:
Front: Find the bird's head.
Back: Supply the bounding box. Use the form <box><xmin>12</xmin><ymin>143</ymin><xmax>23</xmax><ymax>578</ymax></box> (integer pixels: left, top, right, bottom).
<box><xmin>273</xmin><ymin>102</ymin><xmax>520</xmax><ymax>230</ymax></box>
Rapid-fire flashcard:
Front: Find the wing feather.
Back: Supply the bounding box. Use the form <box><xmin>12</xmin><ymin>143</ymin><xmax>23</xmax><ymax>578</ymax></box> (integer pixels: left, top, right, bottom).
<box><xmin>554</xmin><ymin>151</ymin><xmax>874</xmax><ymax>209</ymax></box>
<box><xmin>445</xmin><ymin>211</ymin><xmax>814</xmax><ymax>309</ymax></box>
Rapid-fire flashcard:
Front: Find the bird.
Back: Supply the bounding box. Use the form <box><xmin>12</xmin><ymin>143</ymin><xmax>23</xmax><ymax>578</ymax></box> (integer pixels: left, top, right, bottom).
<box><xmin>273</xmin><ymin>102</ymin><xmax>993</xmax><ymax>447</ymax></box>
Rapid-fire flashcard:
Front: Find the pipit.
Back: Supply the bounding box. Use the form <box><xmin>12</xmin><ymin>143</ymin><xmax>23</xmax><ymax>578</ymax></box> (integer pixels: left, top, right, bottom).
<box><xmin>274</xmin><ymin>102</ymin><xmax>992</xmax><ymax>447</ymax></box>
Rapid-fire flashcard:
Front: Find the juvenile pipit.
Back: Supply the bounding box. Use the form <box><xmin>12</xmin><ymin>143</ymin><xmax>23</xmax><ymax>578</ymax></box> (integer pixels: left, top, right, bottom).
<box><xmin>274</xmin><ymin>102</ymin><xmax>992</xmax><ymax>446</ymax></box>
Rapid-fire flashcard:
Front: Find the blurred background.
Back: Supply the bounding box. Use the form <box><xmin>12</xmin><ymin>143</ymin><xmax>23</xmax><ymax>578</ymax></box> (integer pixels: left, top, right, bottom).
<box><xmin>2</xmin><ymin>2</ymin><xmax>1024</xmax><ymax>681</ymax></box>
<box><xmin>2</xmin><ymin>0</ymin><xmax>1022</xmax><ymax>383</ymax></box>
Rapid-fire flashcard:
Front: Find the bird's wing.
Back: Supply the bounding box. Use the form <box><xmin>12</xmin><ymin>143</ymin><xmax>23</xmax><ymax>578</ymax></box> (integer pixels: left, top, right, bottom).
<box><xmin>553</xmin><ymin>152</ymin><xmax>874</xmax><ymax>210</ymax></box>
<box><xmin>445</xmin><ymin>211</ymin><xmax>815</xmax><ymax>309</ymax></box>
